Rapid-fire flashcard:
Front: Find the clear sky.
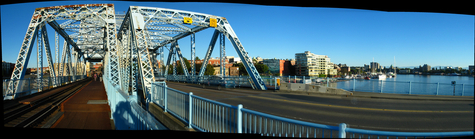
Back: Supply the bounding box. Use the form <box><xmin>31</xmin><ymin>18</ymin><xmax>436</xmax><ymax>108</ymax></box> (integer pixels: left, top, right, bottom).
<box><xmin>2</xmin><ymin>1</ymin><xmax>474</xmax><ymax>69</ymax></box>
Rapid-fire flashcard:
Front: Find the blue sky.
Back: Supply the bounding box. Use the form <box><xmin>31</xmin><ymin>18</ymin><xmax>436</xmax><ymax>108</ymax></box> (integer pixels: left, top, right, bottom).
<box><xmin>2</xmin><ymin>1</ymin><xmax>474</xmax><ymax>69</ymax></box>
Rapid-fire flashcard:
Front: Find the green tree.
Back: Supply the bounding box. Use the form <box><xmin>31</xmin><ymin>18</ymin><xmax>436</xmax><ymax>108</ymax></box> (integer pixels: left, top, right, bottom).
<box><xmin>204</xmin><ymin>64</ymin><xmax>215</xmax><ymax>75</ymax></box>
<box><xmin>175</xmin><ymin>57</ymin><xmax>192</xmax><ymax>75</ymax></box>
<box><xmin>234</xmin><ymin>63</ymin><xmax>248</xmax><ymax>75</ymax></box>
<box><xmin>167</xmin><ymin>64</ymin><xmax>173</xmax><ymax>75</ymax></box>
<box><xmin>254</xmin><ymin>63</ymin><xmax>269</xmax><ymax>73</ymax></box>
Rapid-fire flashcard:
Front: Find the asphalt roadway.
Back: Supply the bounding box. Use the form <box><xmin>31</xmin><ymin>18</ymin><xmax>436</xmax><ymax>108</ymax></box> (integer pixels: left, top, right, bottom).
<box><xmin>165</xmin><ymin>81</ymin><xmax>474</xmax><ymax>132</ymax></box>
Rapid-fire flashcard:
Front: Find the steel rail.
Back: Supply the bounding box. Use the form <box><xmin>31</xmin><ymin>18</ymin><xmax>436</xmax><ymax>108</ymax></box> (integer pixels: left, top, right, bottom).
<box><xmin>3</xmin><ymin>78</ymin><xmax>91</xmax><ymax>128</ymax></box>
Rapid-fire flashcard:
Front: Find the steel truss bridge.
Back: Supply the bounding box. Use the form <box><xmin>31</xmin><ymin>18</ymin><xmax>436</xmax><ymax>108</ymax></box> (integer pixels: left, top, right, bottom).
<box><xmin>5</xmin><ymin>4</ymin><xmax>267</xmax><ymax>100</ymax></box>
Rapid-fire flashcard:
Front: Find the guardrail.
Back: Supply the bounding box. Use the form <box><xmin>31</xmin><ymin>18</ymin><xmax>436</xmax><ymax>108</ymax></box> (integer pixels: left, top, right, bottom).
<box><xmin>103</xmin><ymin>76</ymin><xmax>167</xmax><ymax>130</ymax></box>
<box><xmin>150</xmin><ymin>81</ymin><xmax>473</xmax><ymax>137</ymax></box>
<box><xmin>3</xmin><ymin>75</ymin><xmax>87</xmax><ymax>100</ymax></box>
<box><xmin>164</xmin><ymin>75</ymin><xmax>474</xmax><ymax>96</ymax></box>
<box><xmin>164</xmin><ymin>75</ymin><xmax>280</xmax><ymax>90</ymax></box>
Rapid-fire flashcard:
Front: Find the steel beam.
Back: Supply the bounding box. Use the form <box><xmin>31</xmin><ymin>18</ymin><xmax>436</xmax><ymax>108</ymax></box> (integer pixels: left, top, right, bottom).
<box><xmin>47</xmin><ymin>21</ymin><xmax>83</xmax><ymax>56</ymax></box>
<box><xmin>174</xmin><ymin>44</ymin><xmax>189</xmax><ymax>76</ymax></box>
<box><xmin>190</xmin><ymin>33</ymin><xmax>195</xmax><ymax>76</ymax></box>
<box><xmin>219</xmin><ymin>23</ymin><xmax>267</xmax><ymax>90</ymax></box>
<box><xmin>164</xmin><ymin>43</ymin><xmax>176</xmax><ymax>76</ymax></box>
<box><xmin>40</xmin><ymin>24</ymin><xmax>57</xmax><ymax>87</ymax></box>
<box><xmin>129</xmin><ymin>11</ymin><xmax>155</xmax><ymax>95</ymax></box>
<box><xmin>198</xmin><ymin>30</ymin><xmax>220</xmax><ymax>76</ymax></box>
<box><xmin>220</xmin><ymin>32</ymin><xmax>226</xmax><ymax>76</ymax></box>
<box><xmin>37</xmin><ymin>24</ymin><xmax>44</xmax><ymax>92</ymax></box>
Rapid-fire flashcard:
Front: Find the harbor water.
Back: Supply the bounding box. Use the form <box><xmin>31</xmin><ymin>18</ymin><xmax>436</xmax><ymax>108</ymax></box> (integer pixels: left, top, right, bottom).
<box><xmin>326</xmin><ymin>74</ymin><xmax>474</xmax><ymax>96</ymax></box>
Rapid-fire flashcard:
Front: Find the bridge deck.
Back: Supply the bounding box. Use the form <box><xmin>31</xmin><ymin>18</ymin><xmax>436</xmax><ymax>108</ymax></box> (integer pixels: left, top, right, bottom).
<box><xmin>51</xmin><ymin>79</ymin><xmax>113</xmax><ymax>130</ymax></box>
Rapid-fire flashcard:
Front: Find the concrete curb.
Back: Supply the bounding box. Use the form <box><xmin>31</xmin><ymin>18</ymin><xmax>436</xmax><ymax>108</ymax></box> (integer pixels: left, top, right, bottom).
<box><xmin>276</xmin><ymin>83</ymin><xmax>473</xmax><ymax>101</ymax></box>
<box><xmin>279</xmin><ymin>83</ymin><xmax>353</xmax><ymax>96</ymax></box>
<box><xmin>351</xmin><ymin>95</ymin><xmax>475</xmax><ymax>101</ymax></box>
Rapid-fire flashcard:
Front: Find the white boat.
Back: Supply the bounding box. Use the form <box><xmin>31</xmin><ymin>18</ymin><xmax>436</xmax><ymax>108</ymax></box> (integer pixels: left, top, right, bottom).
<box><xmin>387</xmin><ymin>72</ymin><xmax>396</xmax><ymax>78</ymax></box>
<box><xmin>448</xmin><ymin>73</ymin><xmax>461</xmax><ymax>76</ymax></box>
<box><xmin>355</xmin><ymin>75</ymin><xmax>364</xmax><ymax>79</ymax></box>
<box><xmin>342</xmin><ymin>75</ymin><xmax>351</xmax><ymax>79</ymax></box>
<box><xmin>315</xmin><ymin>78</ymin><xmax>324</xmax><ymax>83</ymax></box>
<box><xmin>372</xmin><ymin>74</ymin><xmax>387</xmax><ymax>80</ymax></box>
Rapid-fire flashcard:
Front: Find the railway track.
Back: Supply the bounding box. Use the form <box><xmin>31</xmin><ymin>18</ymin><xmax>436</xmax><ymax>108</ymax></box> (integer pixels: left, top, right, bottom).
<box><xmin>3</xmin><ymin>78</ymin><xmax>92</xmax><ymax>128</ymax></box>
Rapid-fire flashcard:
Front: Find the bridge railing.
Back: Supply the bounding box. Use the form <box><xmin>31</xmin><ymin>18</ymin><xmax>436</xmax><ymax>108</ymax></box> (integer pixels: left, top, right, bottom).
<box><xmin>164</xmin><ymin>75</ymin><xmax>279</xmax><ymax>89</ymax></box>
<box><xmin>259</xmin><ymin>75</ymin><xmax>474</xmax><ymax>96</ymax></box>
<box><xmin>152</xmin><ymin>81</ymin><xmax>239</xmax><ymax>132</ymax></box>
<box><xmin>3</xmin><ymin>75</ymin><xmax>87</xmax><ymax>100</ymax></box>
<box><xmin>150</xmin><ymin>82</ymin><xmax>473</xmax><ymax>137</ymax></box>
<box><xmin>103</xmin><ymin>76</ymin><xmax>167</xmax><ymax>130</ymax></box>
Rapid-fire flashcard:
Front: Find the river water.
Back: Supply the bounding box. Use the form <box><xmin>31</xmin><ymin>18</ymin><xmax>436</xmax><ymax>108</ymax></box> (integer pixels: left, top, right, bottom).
<box><xmin>326</xmin><ymin>74</ymin><xmax>474</xmax><ymax>96</ymax></box>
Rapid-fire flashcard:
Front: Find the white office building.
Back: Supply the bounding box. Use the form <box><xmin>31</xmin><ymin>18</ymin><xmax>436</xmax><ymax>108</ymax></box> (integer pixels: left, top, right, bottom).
<box><xmin>295</xmin><ymin>51</ymin><xmax>336</xmax><ymax>76</ymax></box>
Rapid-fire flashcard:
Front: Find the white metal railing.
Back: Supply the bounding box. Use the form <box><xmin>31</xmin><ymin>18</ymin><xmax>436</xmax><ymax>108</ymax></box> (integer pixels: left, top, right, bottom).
<box><xmin>151</xmin><ymin>82</ymin><xmax>473</xmax><ymax>137</ymax></box>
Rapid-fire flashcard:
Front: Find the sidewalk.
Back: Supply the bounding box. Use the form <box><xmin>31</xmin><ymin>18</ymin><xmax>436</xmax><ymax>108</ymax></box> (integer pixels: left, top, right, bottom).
<box><xmin>52</xmin><ymin>79</ymin><xmax>113</xmax><ymax>130</ymax></box>
<box><xmin>350</xmin><ymin>91</ymin><xmax>474</xmax><ymax>101</ymax></box>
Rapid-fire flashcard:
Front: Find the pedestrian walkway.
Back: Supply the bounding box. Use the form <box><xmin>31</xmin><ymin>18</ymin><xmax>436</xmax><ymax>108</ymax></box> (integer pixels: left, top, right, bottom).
<box><xmin>350</xmin><ymin>91</ymin><xmax>474</xmax><ymax>101</ymax></box>
<box><xmin>51</xmin><ymin>79</ymin><xmax>113</xmax><ymax>130</ymax></box>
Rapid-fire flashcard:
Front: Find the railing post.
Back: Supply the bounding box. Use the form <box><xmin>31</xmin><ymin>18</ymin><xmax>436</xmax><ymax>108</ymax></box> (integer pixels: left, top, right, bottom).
<box><xmin>164</xmin><ymin>84</ymin><xmax>168</xmax><ymax>112</ymax></box>
<box><xmin>339</xmin><ymin>123</ymin><xmax>347</xmax><ymax>138</ymax></box>
<box><xmin>188</xmin><ymin>92</ymin><xmax>193</xmax><ymax>128</ymax></box>
<box><xmin>409</xmin><ymin>81</ymin><xmax>412</xmax><ymax>94</ymax></box>
<box><xmin>326</xmin><ymin>77</ymin><xmax>329</xmax><ymax>87</ymax></box>
<box><xmin>353</xmin><ymin>78</ymin><xmax>356</xmax><ymax>92</ymax></box>
<box><xmin>436</xmin><ymin>82</ymin><xmax>439</xmax><ymax>95</ymax></box>
<box><xmin>380</xmin><ymin>80</ymin><xmax>383</xmax><ymax>93</ymax></box>
<box><xmin>28</xmin><ymin>78</ymin><xmax>31</xmax><ymax>95</ymax></box>
<box><xmin>274</xmin><ymin>77</ymin><xmax>277</xmax><ymax>91</ymax></box>
<box><xmin>461</xmin><ymin>84</ymin><xmax>464</xmax><ymax>96</ymax></box>
<box><xmin>237</xmin><ymin>104</ymin><xmax>243</xmax><ymax>133</ymax></box>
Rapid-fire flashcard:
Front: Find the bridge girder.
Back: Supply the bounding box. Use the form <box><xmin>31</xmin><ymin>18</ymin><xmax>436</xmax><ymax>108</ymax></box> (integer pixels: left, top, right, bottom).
<box><xmin>6</xmin><ymin>4</ymin><xmax>267</xmax><ymax>100</ymax></box>
<box><xmin>5</xmin><ymin>4</ymin><xmax>117</xmax><ymax>99</ymax></box>
<box><xmin>117</xmin><ymin>6</ymin><xmax>267</xmax><ymax>94</ymax></box>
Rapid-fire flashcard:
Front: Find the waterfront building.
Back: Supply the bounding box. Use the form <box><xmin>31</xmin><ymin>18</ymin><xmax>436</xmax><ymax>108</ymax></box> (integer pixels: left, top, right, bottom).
<box><xmin>252</xmin><ymin>57</ymin><xmax>263</xmax><ymax>64</ymax></box>
<box><xmin>364</xmin><ymin>64</ymin><xmax>371</xmax><ymax>72</ymax></box>
<box><xmin>341</xmin><ymin>66</ymin><xmax>350</xmax><ymax>75</ymax></box>
<box><xmin>233</xmin><ymin>57</ymin><xmax>241</xmax><ymax>63</ymax></box>
<box><xmin>212</xmin><ymin>64</ymin><xmax>236</xmax><ymax>76</ymax></box>
<box><xmin>469</xmin><ymin>65</ymin><xmax>474</xmax><ymax>74</ymax></box>
<box><xmin>2</xmin><ymin>61</ymin><xmax>15</xmax><ymax>77</ymax></box>
<box><xmin>370</xmin><ymin>62</ymin><xmax>380</xmax><ymax>72</ymax></box>
<box><xmin>226</xmin><ymin>56</ymin><xmax>235</xmax><ymax>63</ymax></box>
<box><xmin>283</xmin><ymin>59</ymin><xmax>295</xmax><ymax>76</ymax></box>
<box><xmin>422</xmin><ymin>64</ymin><xmax>431</xmax><ymax>72</ymax></box>
<box><xmin>261</xmin><ymin>58</ymin><xmax>296</xmax><ymax>76</ymax></box>
<box><xmin>295</xmin><ymin>51</ymin><xmax>336</xmax><ymax>76</ymax></box>
<box><xmin>263</xmin><ymin>58</ymin><xmax>285</xmax><ymax>76</ymax></box>
<box><xmin>399</xmin><ymin>69</ymin><xmax>411</xmax><ymax>74</ymax></box>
